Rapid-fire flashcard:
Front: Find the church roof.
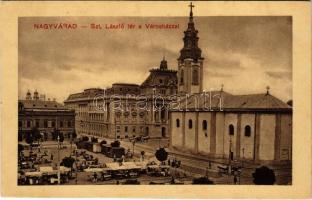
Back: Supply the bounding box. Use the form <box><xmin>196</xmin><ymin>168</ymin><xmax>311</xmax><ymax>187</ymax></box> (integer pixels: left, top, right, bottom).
<box><xmin>112</xmin><ymin>83</ymin><xmax>139</xmax><ymax>87</ymax></box>
<box><xmin>172</xmin><ymin>91</ymin><xmax>291</xmax><ymax>112</ymax></box>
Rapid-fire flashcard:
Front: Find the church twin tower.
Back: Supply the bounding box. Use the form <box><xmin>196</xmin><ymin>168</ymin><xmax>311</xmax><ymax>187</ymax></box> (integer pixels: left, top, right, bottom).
<box><xmin>178</xmin><ymin>3</ymin><xmax>204</xmax><ymax>95</ymax></box>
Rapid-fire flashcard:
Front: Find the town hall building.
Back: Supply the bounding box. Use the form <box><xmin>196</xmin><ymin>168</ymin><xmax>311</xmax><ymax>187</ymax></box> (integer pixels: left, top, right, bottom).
<box><xmin>64</xmin><ymin>58</ymin><xmax>177</xmax><ymax>139</ymax></box>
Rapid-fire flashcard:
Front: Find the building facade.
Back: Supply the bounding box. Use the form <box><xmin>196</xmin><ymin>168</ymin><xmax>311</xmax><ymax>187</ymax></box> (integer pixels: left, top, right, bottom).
<box><xmin>64</xmin><ymin>59</ymin><xmax>177</xmax><ymax>139</ymax></box>
<box><xmin>18</xmin><ymin>90</ymin><xmax>75</xmax><ymax>140</ymax></box>
<box><xmin>169</xmin><ymin>6</ymin><xmax>292</xmax><ymax>163</ymax></box>
<box><xmin>169</xmin><ymin>92</ymin><xmax>292</xmax><ymax>162</ymax></box>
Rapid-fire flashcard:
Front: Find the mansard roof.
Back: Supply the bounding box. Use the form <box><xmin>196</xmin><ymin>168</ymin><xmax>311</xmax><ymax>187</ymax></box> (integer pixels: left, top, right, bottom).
<box><xmin>141</xmin><ymin>59</ymin><xmax>177</xmax><ymax>87</ymax></box>
<box><xmin>19</xmin><ymin>99</ymin><xmax>67</xmax><ymax>110</ymax></box>
<box><xmin>65</xmin><ymin>88</ymin><xmax>104</xmax><ymax>102</ymax></box>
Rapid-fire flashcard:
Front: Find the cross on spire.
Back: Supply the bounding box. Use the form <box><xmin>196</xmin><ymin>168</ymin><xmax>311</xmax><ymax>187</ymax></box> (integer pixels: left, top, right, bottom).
<box><xmin>189</xmin><ymin>2</ymin><xmax>194</xmax><ymax>18</ymax></box>
<box><xmin>266</xmin><ymin>86</ymin><xmax>270</xmax><ymax>95</ymax></box>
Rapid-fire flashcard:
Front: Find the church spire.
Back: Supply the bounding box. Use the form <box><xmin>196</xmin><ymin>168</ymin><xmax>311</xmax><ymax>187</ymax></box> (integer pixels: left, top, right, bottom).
<box><xmin>189</xmin><ymin>2</ymin><xmax>194</xmax><ymax>23</ymax></box>
<box><xmin>178</xmin><ymin>2</ymin><xmax>203</xmax><ymax>62</ymax></box>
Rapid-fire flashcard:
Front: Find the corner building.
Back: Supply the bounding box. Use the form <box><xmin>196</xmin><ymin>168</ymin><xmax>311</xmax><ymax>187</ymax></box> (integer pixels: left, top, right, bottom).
<box><xmin>19</xmin><ymin>90</ymin><xmax>75</xmax><ymax>139</ymax></box>
<box><xmin>64</xmin><ymin>59</ymin><xmax>177</xmax><ymax>139</ymax></box>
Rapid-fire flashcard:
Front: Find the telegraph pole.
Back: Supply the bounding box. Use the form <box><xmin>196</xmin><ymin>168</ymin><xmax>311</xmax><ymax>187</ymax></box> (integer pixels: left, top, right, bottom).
<box><xmin>228</xmin><ymin>137</ymin><xmax>232</xmax><ymax>175</ymax></box>
<box><xmin>242</xmin><ymin>148</ymin><xmax>245</xmax><ymax>168</ymax></box>
<box><xmin>57</xmin><ymin>135</ymin><xmax>61</xmax><ymax>185</ymax></box>
<box><xmin>75</xmin><ymin>148</ymin><xmax>78</xmax><ymax>184</ymax></box>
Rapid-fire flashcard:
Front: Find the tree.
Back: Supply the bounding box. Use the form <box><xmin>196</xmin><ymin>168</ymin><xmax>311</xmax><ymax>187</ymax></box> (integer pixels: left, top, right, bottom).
<box><xmin>111</xmin><ymin>140</ymin><xmax>120</xmax><ymax>147</ymax></box>
<box><xmin>91</xmin><ymin>137</ymin><xmax>98</xmax><ymax>143</ymax></box>
<box><xmin>252</xmin><ymin>166</ymin><xmax>276</xmax><ymax>185</ymax></box>
<box><xmin>61</xmin><ymin>156</ymin><xmax>75</xmax><ymax>168</ymax></box>
<box><xmin>192</xmin><ymin>177</ymin><xmax>214</xmax><ymax>184</ymax></box>
<box><xmin>71</xmin><ymin>131</ymin><xmax>77</xmax><ymax>140</ymax></box>
<box><xmin>58</xmin><ymin>132</ymin><xmax>64</xmax><ymax>143</ymax></box>
<box><xmin>25</xmin><ymin>132</ymin><xmax>34</xmax><ymax>147</ymax></box>
<box><xmin>31</xmin><ymin>127</ymin><xmax>41</xmax><ymax>145</ymax></box>
<box><xmin>61</xmin><ymin>156</ymin><xmax>75</xmax><ymax>177</ymax></box>
<box><xmin>18</xmin><ymin>144</ymin><xmax>24</xmax><ymax>157</ymax></box>
<box><xmin>155</xmin><ymin>148</ymin><xmax>168</xmax><ymax>162</ymax></box>
<box><xmin>18</xmin><ymin>131</ymin><xmax>23</xmax><ymax>141</ymax></box>
<box><xmin>43</xmin><ymin>132</ymin><xmax>48</xmax><ymax>141</ymax></box>
<box><xmin>82</xmin><ymin>136</ymin><xmax>89</xmax><ymax>141</ymax></box>
<box><xmin>52</xmin><ymin>128</ymin><xmax>58</xmax><ymax>140</ymax></box>
<box><xmin>141</xmin><ymin>151</ymin><xmax>145</xmax><ymax>161</ymax></box>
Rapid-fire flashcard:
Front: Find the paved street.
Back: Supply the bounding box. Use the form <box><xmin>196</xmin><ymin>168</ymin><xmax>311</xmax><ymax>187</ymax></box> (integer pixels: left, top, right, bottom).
<box><xmin>106</xmin><ymin>137</ymin><xmax>292</xmax><ymax>185</ymax></box>
<box><xmin>20</xmin><ymin>139</ymin><xmax>291</xmax><ymax>185</ymax></box>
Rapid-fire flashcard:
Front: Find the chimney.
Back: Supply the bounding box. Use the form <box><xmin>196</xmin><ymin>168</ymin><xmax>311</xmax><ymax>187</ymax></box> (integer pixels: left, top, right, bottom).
<box><xmin>33</xmin><ymin>89</ymin><xmax>39</xmax><ymax>100</ymax></box>
<box><xmin>26</xmin><ymin>90</ymin><xmax>32</xmax><ymax>100</ymax></box>
<box><xmin>40</xmin><ymin>94</ymin><xmax>46</xmax><ymax>101</ymax></box>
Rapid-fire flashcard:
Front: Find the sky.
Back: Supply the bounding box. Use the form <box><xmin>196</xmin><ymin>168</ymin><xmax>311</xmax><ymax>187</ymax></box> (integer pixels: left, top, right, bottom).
<box><xmin>18</xmin><ymin>16</ymin><xmax>292</xmax><ymax>102</ymax></box>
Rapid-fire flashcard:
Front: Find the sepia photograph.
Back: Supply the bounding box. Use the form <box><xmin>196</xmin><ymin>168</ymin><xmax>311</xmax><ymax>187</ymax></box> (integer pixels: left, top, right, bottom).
<box><xmin>17</xmin><ymin>2</ymin><xmax>293</xmax><ymax>186</ymax></box>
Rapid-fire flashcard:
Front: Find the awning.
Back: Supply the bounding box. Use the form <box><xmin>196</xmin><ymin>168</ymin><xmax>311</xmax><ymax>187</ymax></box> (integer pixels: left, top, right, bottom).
<box><xmin>40</xmin><ymin>166</ymin><xmax>56</xmax><ymax>175</ymax></box>
<box><xmin>60</xmin><ymin>166</ymin><xmax>71</xmax><ymax>173</ymax></box>
<box><xmin>84</xmin><ymin>168</ymin><xmax>105</xmax><ymax>173</ymax></box>
<box><xmin>25</xmin><ymin>171</ymin><xmax>42</xmax><ymax>177</ymax></box>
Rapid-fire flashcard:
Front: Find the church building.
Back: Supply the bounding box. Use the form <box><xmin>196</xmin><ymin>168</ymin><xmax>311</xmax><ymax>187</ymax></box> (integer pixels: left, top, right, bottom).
<box><xmin>169</xmin><ymin>4</ymin><xmax>292</xmax><ymax>163</ymax></box>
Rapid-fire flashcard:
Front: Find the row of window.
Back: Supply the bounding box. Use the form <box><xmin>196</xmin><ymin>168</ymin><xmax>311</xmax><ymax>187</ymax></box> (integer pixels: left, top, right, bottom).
<box><xmin>176</xmin><ymin>119</ymin><xmax>252</xmax><ymax>137</ymax></box>
<box><xmin>116</xmin><ymin>126</ymin><xmax>149</xmax><ymax>134</ymax></box>
<box><xmin>19</xmin><ymin>120</ymin><xmax>73</xmax><ymax>128</ymax></box>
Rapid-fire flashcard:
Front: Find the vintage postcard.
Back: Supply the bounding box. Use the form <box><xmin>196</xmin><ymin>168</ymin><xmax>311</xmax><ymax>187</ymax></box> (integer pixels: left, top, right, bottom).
<box><xmin>0</xmin><ymin>1</ymin><xmax>311</xmax><ymax>198</ymax></box>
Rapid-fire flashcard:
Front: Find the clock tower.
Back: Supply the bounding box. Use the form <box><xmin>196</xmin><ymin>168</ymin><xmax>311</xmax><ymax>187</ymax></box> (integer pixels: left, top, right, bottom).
<box><xmin>178</xmin><ymin>3</ymin><xmax>204</xmax><ymax>95</ymax></box>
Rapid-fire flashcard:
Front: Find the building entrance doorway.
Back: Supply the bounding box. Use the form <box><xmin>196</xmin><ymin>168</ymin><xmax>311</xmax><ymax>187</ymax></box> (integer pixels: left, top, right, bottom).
<box><xmin>230</xmin><ymin>151</ymin><xmax>234</xmax><ymax>161</ymax></box>
<box><xmin>161</xmin><ymin>127</ymin><xmax>166</xmax><ymax>137</ymax></box>
<box><xmin>145</xmin><ymin>127</ymin><xmax>149</xmax><ymax>136</ymax></box>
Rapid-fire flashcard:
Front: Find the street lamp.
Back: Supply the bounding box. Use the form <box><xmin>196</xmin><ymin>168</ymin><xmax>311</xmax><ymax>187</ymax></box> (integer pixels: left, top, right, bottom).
<box><xmin>242</xmin><ymin>148</ymin><xmax>245</xmax><ymax>168</ymax></box>
<box><xmin>132</xmin><ymin>140</ymin><xmax>135</xmax><ymax>158</ymax></box>
<box><xmin>75</xmin><ymin>148</ymin><xmax>78</xmax><ymax>184</ymax></box>
<box><xmin>57</xmin><ymin>134</ymin><xmax>61</xmax><ymax>185</ymax></box>
<box><xmin>228</xmin><ymin>137</ymin><xmax>232</xmax><ymax>175</ymax></box>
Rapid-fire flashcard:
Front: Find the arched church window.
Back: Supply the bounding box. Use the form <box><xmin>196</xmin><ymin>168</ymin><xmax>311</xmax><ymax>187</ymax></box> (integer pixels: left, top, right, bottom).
<box><xmin>176</xmin><ymin>119</ymin><xmax>180</xmax><ymax>127</ymax></box>
<box><xmin>180</xmin><ymin>69</ymin><xmax>184</xmax><ymax>84</ymax></box>
<box><xmin>188</xmin><ymin>119</ymin><xmax>193</xmax><ymax>129</ymax></box>
<box><xmin>202</xmin><ymin>120</ymin><xmax>208</xmax><ymax>130</ymax></box>
<box><xmin>245</xmin><ymin>125</ymin><xmax>251</xmax><ymax>137</ymax></box>
<box><xmin>192</xmin><ymin>68</ymin><xmax>199</xmax><ymax>85</ymax></box>
<box><xmin>229</xmin><ymin>124</ymin><xmax>234</xmax><ymax>135</ymax></box>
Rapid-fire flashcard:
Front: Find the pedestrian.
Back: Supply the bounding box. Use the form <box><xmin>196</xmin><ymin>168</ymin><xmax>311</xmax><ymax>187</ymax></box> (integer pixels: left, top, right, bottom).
<box><xmin>93</xmin><ymin>172</ymin><xmax>97</xmax><ymax>182</ymax></box>
<box><xmin>50</xmin><ymin>154</ymin><xmax>53</xmax><ymax>161</ymax></box>
<box><xmin>101</xmin><ymin>172</ymin><xmax>105</xmax><ymax>181</ymax></box>
<box><xmin>170</xmin><ymin>176</ymin><xmax>175</xmax><ymax>184</ymax></box>
<box><xmin>234</xmin><ymin>175</ymin><xmax>237</xmax><ymax>185</ymax></box>
<box><xmin>168</xmin><ymin>159</ymin><xmax>171</xmax><ymax>166</ymax></box>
